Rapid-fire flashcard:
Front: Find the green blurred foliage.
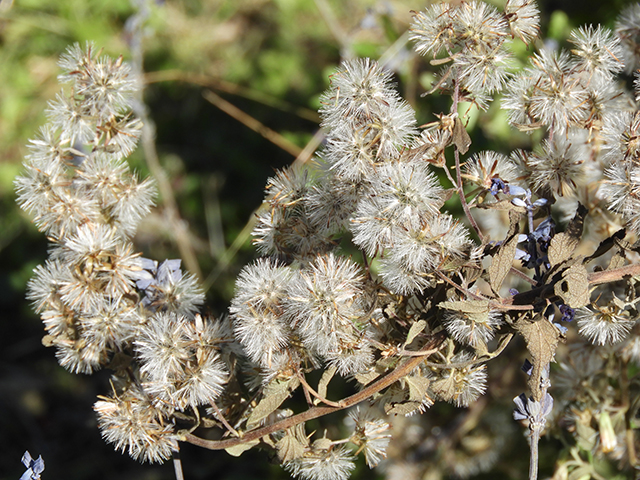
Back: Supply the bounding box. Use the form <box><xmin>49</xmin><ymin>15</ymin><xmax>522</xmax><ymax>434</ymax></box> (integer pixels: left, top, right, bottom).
<box><xmin>1</xmin><ymin>0</ymin><xmax>640</xmax><ymax>479</ymax></box>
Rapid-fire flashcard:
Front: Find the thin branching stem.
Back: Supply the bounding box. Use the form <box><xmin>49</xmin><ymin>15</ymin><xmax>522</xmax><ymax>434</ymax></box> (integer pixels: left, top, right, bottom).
<box><xmin>172</xmin><ymin>447</ymin><xmax>185</xmax><ymax>480</ymax></box>
<box><xmin>182</xmin><ymin>334</ymin><xmax>447</xmax><ymax>450</ymax></box>
<box><xmin>450</xmin><ymin>74</ymin><xmax>484</xmax><ymax>241</ymax></box>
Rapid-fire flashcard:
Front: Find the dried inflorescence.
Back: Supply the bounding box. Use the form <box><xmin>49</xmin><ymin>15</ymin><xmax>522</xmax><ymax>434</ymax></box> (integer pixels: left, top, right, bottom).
<box><xmin>15</xmin><ymin>1</ymin><xmax>640</xmax><ymax>479</ymax></box>
<box><xmin>15</xmin><ymin>43</ymin><xmax>223</xmax><ymax>462</ymax></box>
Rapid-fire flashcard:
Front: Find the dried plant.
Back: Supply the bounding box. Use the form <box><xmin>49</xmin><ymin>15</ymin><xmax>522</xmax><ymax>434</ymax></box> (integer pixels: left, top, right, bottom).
<box><xmin>15</xmin><ymin>1</ymin><xmax>640</xmax><ymax>479</ymax></box>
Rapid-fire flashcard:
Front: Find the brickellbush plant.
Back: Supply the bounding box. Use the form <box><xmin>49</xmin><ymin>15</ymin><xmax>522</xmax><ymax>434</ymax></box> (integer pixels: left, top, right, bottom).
<box><xmin>15</xmin><ymin>1</ymin><xmax>640</xmax><ymax>479</ymax></box>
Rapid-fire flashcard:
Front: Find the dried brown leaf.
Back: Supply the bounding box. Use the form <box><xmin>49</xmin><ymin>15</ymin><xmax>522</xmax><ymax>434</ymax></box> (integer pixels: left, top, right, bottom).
<box><xmin>276</xmin><ymin>431</ymin><xmax>306</xmax><ymax>463</ymax></box>
<box><xmin>225</xmin><ymin>439</ymin><xmax>260</xmax><ymax>457</ymax></box>
<box><xmin>430</xmin><ymin>374</ymin><xmax>456</xmax><ymax>403</ymax></box>
<box><xmin>405</xmin><ymin>320</ymin><xmax>427</xmax><ymax>347</ymax></box>
<box><xmin>453</xmin><ymin>117</ymin><xmax>471</xmax><ymax>154</ymax></box>
<box><xmin>440</xmin><ymin>299</ymin><xmax>490</xmax><ymax>314</ymax></box>
<box><xmin>514</xmin><ymin>315</ymin><xmax>559</xmax><ymax>401</ymax></box>
<box><xmin>384</xmin><ymin>400</ymin><xmax>423</xmax><ymax>416</ymax></box>
<box><xmin>247</xmin><ymin>377</ymin><xmax>299</xmax><ymax>428</ymax></box>
<box><xmin>554</xmin><ymin>263</ymin><xmax>590</xmax><ymax>309</ymax></box>
<box><xmin>489</xmin><ymin>234</ymin><xmax>519</xmax><ymax>295</ymax></box>
<box><xmin>476</xmin><ymin>199</ymin><xmax>528</xmax><ymax>216</ymax></box>
<box><xmin>405</xmin><ymin>374</ymin><xmax>430</xmax><ymax>402</ymax></box>
<box><xmin>315</xmin><ymin>365</ymin><xmax>337</xmax><ymax>405</ymax></box>
<box><xmin>548</xmin><ymin>204</ymin><xmax>587</xmax><ymax>267</ymax></box>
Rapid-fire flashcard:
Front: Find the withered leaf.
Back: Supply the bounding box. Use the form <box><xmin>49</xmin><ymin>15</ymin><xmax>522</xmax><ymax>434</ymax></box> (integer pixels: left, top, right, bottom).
<box><xmin>548</xmin><ymin>204</ymin><xmax>587</xmax><ymax>267</ymax></box>
<box><xmin>384</xmin><ymin>401</ymin><xmax>423</xmax><ymax>416</ymax></box>
<box><xmin>453</xmin><ymin>116</ymin><xmax>472</xmax><ymax>154</ymax></box>
<box><xmin>354</xmin><ymin>369</ymin><xmax>380</xmax><ymax>386</ymax></box>
<box><xmin>247</xmin><ymin>377</ymin><xmax>299</xmax><ymax>428</ymax></box>
<box><xmin>430</xmin><ymin>374</ymin><xmax>456</xmax><ymax>403</ymax></box>
<box><xmin>607</xmin><ymin>253</ymin><xmax>626</xmax><ymax>271</ymax></box>
<box><xmin>586</xmin><ymin>228</ymin><xmax>626</xmax><ymax>262</ymax></box>
<box><xmin>405</xmin><ymin>320</ymin><xmax>427</xmax><ymax>347</ymax></box>
<box><xmin>489</xmin><ymin>234</ymin><xmax>519</xmax><ymax>295</ymax></box>
<box><xmin>477</xmin><ymin>199</ymin><xmax>527</xmax><ymax>214</ymax></box>
<box><xmin>225</xmin><ymin>439</ymin><xmax>260</xmax><ymax>457</ymax></box>
<box><xmin>316</xmin><ymin>365</ymin><xmax>337</xmax><ymax>405</ymax></box>
<box><xmin>440</xmin><ymin>299</ymin><xmax>490</xmax><ymax>314</ymax></box>
<box><xmin>554</xmin><ymin>263</ymin><xmax>590</xmax><ymax>309</ymax></box>
<box><xmin>405</xmin><ymin>374</ymin><xmax>430</xmax><ymax>402</ymax></box>
<box><xmin>514</xmin><ymin>315</ymin><xmax>559</xmax><ymax>401</ymax></box>
<box><xmin>276</xmin><ymin>429</ymin><xmax>306</xmax><ymax>463</ymax></box>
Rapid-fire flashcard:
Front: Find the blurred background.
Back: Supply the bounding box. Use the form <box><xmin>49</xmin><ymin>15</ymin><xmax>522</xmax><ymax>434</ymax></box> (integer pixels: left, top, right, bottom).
<box><xmin>0</xmin><ymin>0</ymin><xmax>636</xmax><ymax>478</ymax></box>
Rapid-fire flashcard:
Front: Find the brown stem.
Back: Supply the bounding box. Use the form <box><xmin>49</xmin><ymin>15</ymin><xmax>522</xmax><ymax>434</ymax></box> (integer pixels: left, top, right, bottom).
<box><xmin>182</xmin><ymin>333</ymin><xmax>446</xmax><ymax>451</ymax></box>
<box><xmin>434</xmin><ymin>270</ymin><xmax>486</xmax><ymax>301</ymax></box>
<box><xmin>210</xmin><ymin>401</ymin><xmax>240</xmax><ymax>438</ymax></box>
<box><xmin>297</xmin><ymin>371</ymin><xmax>343</xmax><ymax>408</ymax></box>
<box><xmin>203</xmin><ymin>90</ymin><xmax>303</xmax><ymax>158</ymax></box>
<box><xmin>450</xmin><ymin>75</ymin><xmax>483</xmax><ymax>242</ymax></box>
<box><xmin>172</xmin><ymin>446</ymin><xmax>185</xmax><ymax>480</ymax></box>
<box><xmin>498</xmin><ymin>263</ymin><xmax>640</xmax><ymax>310</ymax></box>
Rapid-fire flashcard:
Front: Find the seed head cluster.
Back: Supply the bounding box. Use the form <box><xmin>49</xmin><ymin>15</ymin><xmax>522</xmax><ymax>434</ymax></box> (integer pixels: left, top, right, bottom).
<box><xmin>16</xmin><ymin>2</ymin><xmax>640</xmax><ymax>479</ymax></box>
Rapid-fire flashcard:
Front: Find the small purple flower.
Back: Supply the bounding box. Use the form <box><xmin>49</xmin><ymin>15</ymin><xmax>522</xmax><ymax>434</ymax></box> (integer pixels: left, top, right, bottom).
<box><xmin>20</xmin><ymin>451</ymin><xmax>44</xmax><ymax>480</ymax></box>
<box><xmin>559</xmin><ymin>304</ymin><xmax>575</xmax><ymax>322</ymax></box>
<box><xmin>135</xmin><ymin>258</ymin><xmax>184</xmax><ymax>311</ymax></box>
<box><xmin>513</xmin><ymin>392</ymin><xmax>554</xmax><ymax>430</ymax></box>
<box><xmin>490</xmin><ymin>177</ymin><xmax>507</xmax><ymax>195</ymax></box>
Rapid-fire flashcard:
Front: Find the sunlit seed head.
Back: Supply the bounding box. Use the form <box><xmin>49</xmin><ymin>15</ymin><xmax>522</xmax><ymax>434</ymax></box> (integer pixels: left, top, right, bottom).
<box><xmin>284</xmin><ymin>253</ymin><xmax>368</xmax><ymax>361</ymax></box>
<box><xmin>615</xmin><ymin>3</ymin><xmax>640</xmax><ymax>73</ymax></box>
<box><xmin>443</xmin><ymin>308</ymin><xmax>503</xmax><ymax>348</ymax></box>
<box><xmin>463</xmin><ymin>150</ymin><xmax>524</xmax><ymax>190</ymax></box>
<box><xmin>505</xmin><ymin>0</ymin><xmax>540</xmax><ymax>44</ymax></box>
<box><xmin>231</xmin><ymin>259</ymin><xmax>293</xmax><ymax>367</ymax></box>
<box><xmin>348</xmin><ymin>406</ymin><xmax>391</xmax><ymax>467</ymax></box>
<box><xmin>285</xmin><ymin>444</ymin><xmax>355</xmax><ymax>480</ymax></box>
<box><xmin>576</xmin><ymin>304</ymin><xmax>635</xmax><ymax>345</ymax></box>
<box><xmin>94</xmin><ymin>386</ymin><xmax>176</xmax><ymax>463</ymax></box>
<box><xmin>525</xmin><ymin>131</ymin><xmax>589</xmax><ymax>197</ymax></box>
<box><xmin>569</xmin><ymin>25</ymin><xmax>624</xmax><ymax>83</ymax></box>
<box><xmin>410</xmin><ymin>3</ymin><xmax>459</xmax><ymax>59</ymax></box>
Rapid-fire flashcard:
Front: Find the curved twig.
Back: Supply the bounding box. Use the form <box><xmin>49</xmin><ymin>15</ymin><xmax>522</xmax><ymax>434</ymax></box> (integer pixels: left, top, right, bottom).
<box><xmin>182</xmin><ymin>333</ymin><xmax>447</xmax><ymax>450</ymax></box>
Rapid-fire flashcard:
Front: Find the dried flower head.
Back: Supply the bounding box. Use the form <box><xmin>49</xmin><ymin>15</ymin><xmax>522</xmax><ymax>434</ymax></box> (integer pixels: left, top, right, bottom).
<box><xmin>569</xmin><ymin>25</ymin><xmax>624</xmax><ymax>83</ymax></box>
<box><xmin>505</xmin><ymin>0</ymin><xmax>540</xmax><ymax>43</ymax></box>
<box><xmin>348</xmin><ymin>407</ymin><xmax>392</xmax><ymax>467</ymax></box>
<box><xmin>615</xmin><ymin>3</ymin><xmax>640</xmax><ymax>73</ymax></box>
<box><xmin>284</xmin><ymin>253</ymin><xmax>372</xmax><ymax>374</ymax></box>
<box><xmin>94</xmin><ymin>386</ymin><xmax>176</xmax><ymax>463</ymax></box>
<box><xmin>443</xmin><ymin>308</ymin><xmax>503</xmax><ymax>348</ymax></box>
<box><xmin>230</xmin><ymin>258</ymin><xmax>293</xmax><ymax>368</ymax></box>
<box><xmin>285</xmin><ymin>442</ymin><xmax>356</xmax><ymax>480</ymax></box>
<box><xmin>576</xmin><ymin>303</ymin><xmax>635</xmax><ymax>345</ymax></box>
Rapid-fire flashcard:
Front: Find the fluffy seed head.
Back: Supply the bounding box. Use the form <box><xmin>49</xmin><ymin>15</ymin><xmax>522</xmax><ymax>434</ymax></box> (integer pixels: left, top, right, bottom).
<box><xmin>94</xmin><ymin>386</ymin><xmax>176</xmax><ymax>463</ymax></box>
